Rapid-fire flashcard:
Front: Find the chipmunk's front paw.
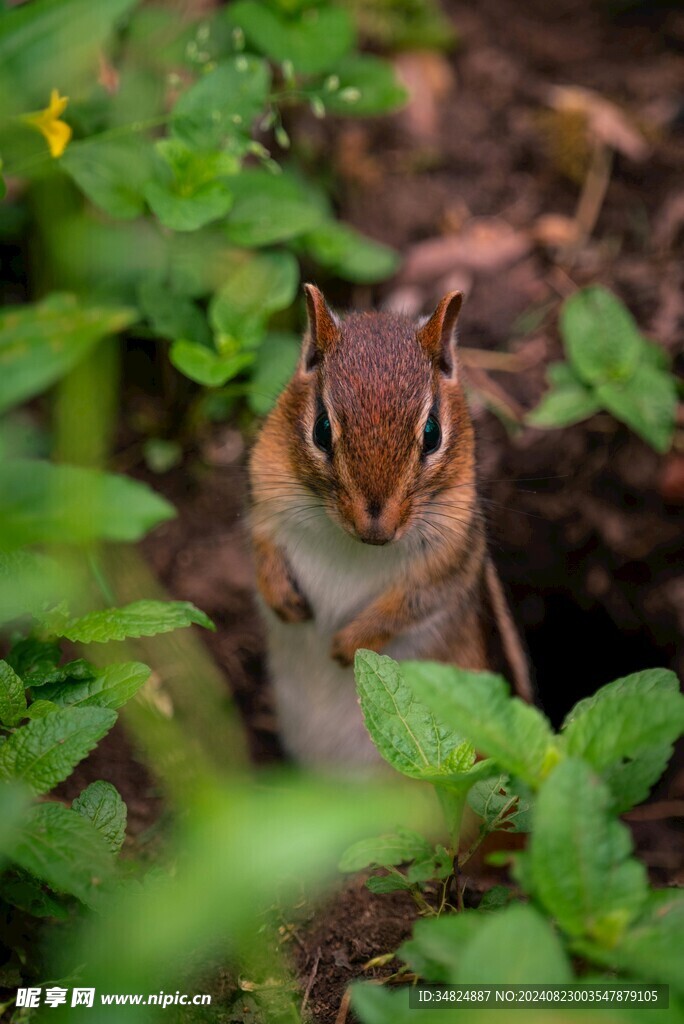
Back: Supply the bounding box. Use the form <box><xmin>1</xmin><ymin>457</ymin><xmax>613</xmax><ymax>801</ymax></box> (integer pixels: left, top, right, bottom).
<box><xmin>272</xmin><ymin>584</ymin><xmax>313</xmax><ymax>624</ymax></box>
<box><xmin>330</xmin><ymin>628</ymin><xmax>357</xmax><ymax>667</ymax></box>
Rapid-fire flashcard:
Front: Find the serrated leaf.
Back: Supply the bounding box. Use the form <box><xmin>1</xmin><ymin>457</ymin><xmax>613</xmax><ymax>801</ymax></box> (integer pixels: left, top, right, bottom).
<box><xmin>562</xmin><ymin>669</ymin><xmax>684</xmax><ymax>768</ymax></box>
<box><xmin>561</xmin><ymin>286</ymin><xmax>643</xmax><ymax>387</ymax></box>
<box><xmin>400</xmin><ymin>659</ymin><xmax>557</xmax><ymax>787</ymax></box>
<box><xmin>365</xmin><ymin>873</ymin><xmax>412</xmax><ymax>894</ymax></box>
<box><xmin>172</xmin><ymin>56</ymin><xmax>271</xmax><ymax>149</ymax></box>
<box><xmin>48</xmin><ymin>599</ymin><xmax>214</xmax><ymax>643</ymax></box>
<box><xmin>0</xmin><ymin>706</ymin><xmax>117</xmax><ymax>794</ymax></box>
<box><xmin>467</xmin><ymin>774</ymin><xmax>532</xmax><ymax>833</ymax></box>
<box><xmin>225</xmin><ymin>168</ymin><xmax>327</xmax><ymax>247</ymax></box>
<box><xmin>0</xmin><ymin>660</ymin><xmax>27</xmax><ymax>727</ymax></box>
<box><xmin>24</xmin><ymin>700</ymin><xmax>60</xmax><ymax>720</ymax></box>
<box><xmin>322</xmin><ymin>54</ymin><xmax>407</xmax><ymax>117</ymax></box>
<box><xmin>528</xmin><ymin>758</ymin><xmax>648</xmax><ymax>944</ymax></box>
<box><xmin>456</xmin><ymin>904</ymin><xmax>572</xmax><ymax>984</ymax></box>
<box><xmin>226</xmin><ymin>1</ymin><xmax>354</xmax><ymax>75</ymax></box>
<box><xmin>61</xmin><ymin>137</ymin><xmax>156</xmax><ymax>219</ymax></box>
<box><xmin>170</xmin><ymin>341</ymin><xmax>254</xmax><ymax>387</ymax></box>
<box><xmin>355</xmin><ymin>651</ymin><xmax>493</xmax><ymax>787</ymax></box>
<box><xmin>596</xmin><ymin>363</ymin><xmax>676</xmax><ymax>453</ymax></box>
<box><xmin>303</xmin><ymin>221</ymin><xmax>400</xmax><ymax>284</ymax></box>
<box><xmin>339</xmin><ymin>829</ymin><xmax>432</xmax><ymax>872</ymax></box>
<box><xmin>527</xmin><ymin>361</ymin><xmax>601</xmax><ymax>428</ymax></box>
<box><xmin>11</xmin><ymin>802</ymin><xmax>116</xmax><ymax>907</ymax></box>
<box><xmin>478</xmin><ymin>884</ymin><xmax>513</xmax><ymax>911</ymax></box>
<box><xmin>38</xmin><ymin>662</ymin><xmax>151</xmax><ymax>711</ymax></box>
<box><xmin>0</xmin><ymin>294</ymin><xmax>135</xmax><ymax>414</ymax></box>
<box><xmin>0</xmin><ymin>460</ymin><xmax>175</xmax><ymax>549</ymax></box>
<box><xmin>73</xmin><ymin>781</ymin><xmax>127</xmax><ymax>853</ymax></box>
<box><xmin>29</xmin><ymin>658</ymin><xmax>97</xmax><ymax>689</ymax></box>
<box><xmin>6</xmin><ymin>636</ymin><xmax>61</xmax><ymax>681</ymax></box>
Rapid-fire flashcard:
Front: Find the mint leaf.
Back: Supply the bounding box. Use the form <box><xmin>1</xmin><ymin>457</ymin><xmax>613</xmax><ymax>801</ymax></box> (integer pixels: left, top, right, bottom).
<box><xmin>401</xmin><ymin>659</ymin><xmax>557</xmax><ymax>787</ymax></box>
<box><xmin>47</xmin><ymin>599</ymin><xmax>214</xmax><ymax>644</ymax></box>
<box><xmin>561</xmin><ymin>286</ymin><xmax>643</xmax><ymax>387</ymax></box>
<box><xmin>528</xmin><ymin>759</ymin><xmax>648</xmax><ymax>944</ymax></box>
<box><xmin>354</xmin><ymin>651</ymin><xmax>493</xmax><ymax>787</ymax></box>
<box><xmin>592</xmin><ymin>890</ymin><xmax>684</xmax><ymax>995</ymax></box>
<box><xmin>467</xmin><ymin>774</ymin><xmax>532</xmax><ymax>833</ymax></box>
<box><xmin>339</xmin><ymin>829</ymin><xmax>432</xmax><ymax>872</ymax></box>
<box><xmin>11</xmin><ymin>802</ymin><xmax>116</xmax><ymax>907</ymax></box>
<box><xmin>0</xmin><ymin>707</ymin><xmax>117</xmax><ymax>794</ymax></box>
<box><xmin>596</xmin><ymin>363</ymin><xmax>676</xmax><ymax>453</ymax></box>
<box><xmin>527</xmin><ymin>362</ymin><xmax>601</xmax><ymax>428</ymax></box>
<box><xmin>398</xmin><ymin>913</ymin><xmax>483</xmax><ymax>982</ymax></box>
<box><xmin>0</xmin><ymin>871</ymin><xmax>68</xmax><ymax>919</ymax></box>
<box><xmin>73</xmin><ymin>781</ymin><xmax>127</xmax><ymax>853</ymax></box>
<box><xmin>6</xmin><ymin>637</ymin><xmax>61</xmax><ymax>681</ymax></box>
<box><xmin>0</xmin><ymin>660</ymin><xmax>26</xmax><ymax>727</ymax></box>
<box><xmin>38</xmin><ymin>662</ymin><xmax>151</xmax><ymax>711</ymax></box>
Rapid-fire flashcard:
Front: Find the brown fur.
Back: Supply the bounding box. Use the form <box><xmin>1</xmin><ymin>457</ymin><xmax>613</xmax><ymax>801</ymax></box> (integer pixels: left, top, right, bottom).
<box><xmin>249</xmin><ymin>288</ymin><xmax>532</xmax><ymax>745</ymax></box>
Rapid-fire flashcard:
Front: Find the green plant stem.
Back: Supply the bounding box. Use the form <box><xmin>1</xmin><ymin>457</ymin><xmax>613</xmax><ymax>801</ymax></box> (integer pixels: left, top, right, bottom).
<box><xmin>53</xmin><ymin>339</ymin><xmax>120</xmax><ymax>468</ymax></box>
<box><xmin>458</xmin><ymin>796</ymin><xmax>518</xmax><ymax>869</ymax></box>
<box><xmin>436</xmin><ymin>786</ymin><xmax>469</xmax><ymax>855</ymax></box>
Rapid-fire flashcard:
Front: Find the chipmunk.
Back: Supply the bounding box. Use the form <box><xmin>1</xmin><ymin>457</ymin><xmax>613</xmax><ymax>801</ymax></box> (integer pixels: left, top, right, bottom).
<box><xmin>248</xmin><ymin>285</ymin><xmax>532</xmax><ymax>766</ymax></box>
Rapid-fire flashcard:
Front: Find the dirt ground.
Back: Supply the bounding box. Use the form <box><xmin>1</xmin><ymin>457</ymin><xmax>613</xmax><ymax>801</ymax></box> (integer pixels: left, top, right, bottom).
<box><xmin>98</xmin><ymin>0</ymin><xmax>684</xmax><ymax>1020</ymax></box>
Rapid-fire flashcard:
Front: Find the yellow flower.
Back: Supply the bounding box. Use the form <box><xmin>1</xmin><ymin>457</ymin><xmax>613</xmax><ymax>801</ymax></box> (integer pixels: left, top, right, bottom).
<box><xmin>24</xmin><ymin>89</ymin><xmax>72</xmax><ymax>158</ymax></box>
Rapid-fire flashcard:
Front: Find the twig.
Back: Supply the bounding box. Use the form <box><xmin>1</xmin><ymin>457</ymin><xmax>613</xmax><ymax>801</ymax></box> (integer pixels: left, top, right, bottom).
<box><xmin>459</xmin><ymin>347</ymin><xmax>540</xmax><ymax>373</ymax></box>
<box><xmin>301</xmin><ymin>947</ymin><xmax>321</xmax><ymax>1016</ymax></box>
<box><xmin>568</xmin><ymin>139</ymin><xmax>614</xmax><ymax>252</ymax></box>
<box><xmin>624</xmin><ymin>800</ymin><xmax>684</xmax><ymax>822</ymax></box>
<box><xmin>459</xmin><ymin>796</ymin><xmax>518</xmax><ymax>869</ymax></box>
<box><xmin>464</xmin><ymin>366</ymin><xmax>527</xmax><ymax>423</ymax></box>
<box><xmin>335</xmin><ymin>988</ymin><xmax>352</xmax><ymax>1024</ymax></box>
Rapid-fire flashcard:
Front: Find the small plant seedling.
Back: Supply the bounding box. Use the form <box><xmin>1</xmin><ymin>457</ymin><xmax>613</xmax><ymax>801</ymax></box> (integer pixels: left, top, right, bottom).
<box><xmin>527</xmin><ymin>285</ymin><xmax>678</xmax><ymax>453</ymax></box>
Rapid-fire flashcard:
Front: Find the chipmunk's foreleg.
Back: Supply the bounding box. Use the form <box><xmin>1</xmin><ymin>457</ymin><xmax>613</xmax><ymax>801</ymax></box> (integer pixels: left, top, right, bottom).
<box><xmin>253</xmin><ymin>534</ymin><xmax>312</xmax><ymax>624</ymax></box>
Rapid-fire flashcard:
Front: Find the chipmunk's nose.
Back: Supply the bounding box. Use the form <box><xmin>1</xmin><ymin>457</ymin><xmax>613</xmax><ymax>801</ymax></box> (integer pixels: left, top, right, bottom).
<box><xmin>357</xmin><ymin>500</ymin><xmax>397</xmax><ymax>545</ymax></box>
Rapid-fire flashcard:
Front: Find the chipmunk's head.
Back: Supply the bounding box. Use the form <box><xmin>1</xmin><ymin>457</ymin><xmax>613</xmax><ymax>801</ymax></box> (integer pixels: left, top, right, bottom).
<box><xmin>284</xmin><ymin>284</ymin><xmax>476</xmax><ymax>546</ymax></box>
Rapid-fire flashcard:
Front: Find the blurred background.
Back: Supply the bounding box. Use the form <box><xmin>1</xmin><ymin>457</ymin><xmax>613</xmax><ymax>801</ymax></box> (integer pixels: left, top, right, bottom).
<box><xmin>0</xmin><ymin>0</ymin><xmax>683</xmax><ymax>1020</ymax></box>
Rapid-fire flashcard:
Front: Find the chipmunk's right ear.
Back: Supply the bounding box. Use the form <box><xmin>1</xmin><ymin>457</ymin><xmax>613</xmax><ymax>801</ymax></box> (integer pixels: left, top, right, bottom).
<box><xmin>302</xmin><ymin>284</ymin><xmax>339</xmax><ymax>372</ymax></box>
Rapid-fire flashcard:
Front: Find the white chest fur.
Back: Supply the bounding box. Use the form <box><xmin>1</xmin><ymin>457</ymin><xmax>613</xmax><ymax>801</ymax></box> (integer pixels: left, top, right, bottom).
<box><xmin>264</xmin><ymin>505</ymin><xmax>417</xmax><ymax>765</ymax></box>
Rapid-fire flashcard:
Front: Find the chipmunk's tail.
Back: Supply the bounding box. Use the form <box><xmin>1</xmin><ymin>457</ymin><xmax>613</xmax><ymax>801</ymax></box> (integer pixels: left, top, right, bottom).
<box><xmin>484</xmin><ymin>558</ymin><xmax>534</xmax><ymax>703</ymax></box>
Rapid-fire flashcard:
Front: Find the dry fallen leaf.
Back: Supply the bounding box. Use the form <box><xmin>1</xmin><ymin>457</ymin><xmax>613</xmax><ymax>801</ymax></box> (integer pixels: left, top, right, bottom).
<box><xmin>399</xmin><ymin>218</ymin><xmax>532</xmax><ymax>284</ymax></box>
<box><xmin>548</xmin><ymin>85</ymin><xmax>650</xmax><ymax>161</ymax></box>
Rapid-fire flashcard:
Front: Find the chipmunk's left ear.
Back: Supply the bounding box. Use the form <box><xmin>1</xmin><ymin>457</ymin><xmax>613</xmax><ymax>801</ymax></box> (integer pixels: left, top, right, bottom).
<box><xmin>418</xmin><ymin>291</ymin><xmax>463</xmax><ymax>377</ymax></box>
<box><xmin>302</xmin><ymin>283</ymin><xmax>339</xmax><ymax>372</ymax></box>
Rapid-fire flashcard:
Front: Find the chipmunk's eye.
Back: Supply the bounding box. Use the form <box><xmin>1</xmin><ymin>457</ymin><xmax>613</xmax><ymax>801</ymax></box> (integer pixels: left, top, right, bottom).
<box><xmin>313</xmin><ymin>411</ymin><xmax>333</xmax><ymax>454</ymax></box>
<box><xmin>423</xmin><ymin>414</ymin><xmax>441</xmax><ymax>454</ymax></box>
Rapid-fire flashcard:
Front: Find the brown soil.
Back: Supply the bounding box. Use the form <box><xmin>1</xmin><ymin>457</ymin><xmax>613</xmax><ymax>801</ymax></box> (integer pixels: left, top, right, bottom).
<box><xmin>75</xmin><ymin>0</ymin><xmax>684</xmax><ymax>1020</ymax></box>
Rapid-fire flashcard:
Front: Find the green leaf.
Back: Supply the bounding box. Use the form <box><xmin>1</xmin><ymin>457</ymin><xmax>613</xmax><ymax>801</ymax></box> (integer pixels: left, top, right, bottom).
<box><xmin>50</xmin><ymin>599</ymin><xmax>214</xmax><ymax>644</ymax></box>
<box><xmin>0</xmin><ymin>294</ymin><xmax>135</xmax><ymax>413</ymax></box>
<box><xmin>73</xmin><ymin>780</ymin><xmax>127</xmax><ymax>853</ymax></box>
<box><xmin>561</xmin><ymin>286</ymin><xmax>643</xmax><ymax>387</ymax></box>
<box><xmin>37</xmin><ymin>661</ymin><xmax>151</xmax><ymax>711</ymax></box>
<box><xmin>562</xmin><ymin>669</ymin><xmax>684</xmax><ymax>769</ymax></box>
<box><xmin>0</xmin><ymin>552</ymin><xmax>71</xmax><ymax>626</ymax></box>
<box><xmin>0</xmin><ymin>660</ymin><xmax>27</xmax><ymax>727</ymax></box>
<box><xmin>0</xmin><ymin>0</ymin><xmax>139</xmax><ymax>115</ymax></box>
<box><xmin>172</xmin><ymin>56</ymin><xmax>271</xmax><ymax>149</ymax></box>
<box><xmin>0</xmin><ymin>460</ymin><xmax>175</xmax><ymax>549</ymax></box>
<box><xmin>527</xmin><ymin>362</ymin><xmax>601</xmax><ymax>428</ymax></box>
<box><xmin>138</xmin><ymin>280</ymin><xmax>211</xmax><ymax>348</ymax></box>
<box><xmin>209</xmin><ymin>250</ymin><xmax>299</xmax><ymax>342</ymax></box>
<box><xmin>303</xmin><ymin>221</ymin><xmax>400</xmax><ymax>284</ymax></box>
<box><xmin>400</xmin><ymin>659</ymin><xmax>558</xmax><ymax>788</ymax></box>
<box><xmin>467</xmin><ymin>774</ymin><xmax>532</xmax><ymax>833</ymax></box>
<box><xmin>322</xmin><ymin>54</ymin><xmax>407</xmax><ymax>117</ymax></box>
<box><xmin>339</xmin><ymin>829</ymin><xmax>432</xmax><ymax>872</ymax></box>
<box><xmin>561</xmin><ymin>669</ymin><xmax>684</xmax><ymax>812</ymax></box>
<box><xmin>354</xmin><ymin>651</ymin><xmax>493</xmax><ymax>787</ymax></box>
<box><xmin>226</xmin><ymin>1</ymin><xmax>355</xmax><ymax>75</ymax></box>
<box><xmin>365</xmin><ymin>873</ymin><xmax>412</xmax><ymax>894</ymax></box>
<box><xmin>248</xmin><ymin>332</ymin><xmax>300</xmax><ymax>414</ymax></box>
<box><xmin>225</xmin><ymin>168</ymin><xmax>327</xmax><ymax>247</ymax></box>
<box><xmin>61</xmin><ymin>137</ymin><xmax>156</xmax><ymax>219</ymax></box>
<box><xmin>145</xmin><ymin>179</ymin><xmax>233</xmax><ymax>233</ymax></box>
<box><xmin>398</xmin><ymin>912</ymin><xmax>483</xmax><ymax>982</ymax></box>
<box><xmin>0</xmin><ymin>782</ymin><xmax>30</xmax><ymax>865</ymax></box>
<box><xmin>11</xmin><ymin>802</ymin><xmax>116</xmax><ymax>907</ymax></box>
<box><xmin>0</xmin><ymin>706</ymin><xmax>117</xmax><ymax>794</ymax></box>
<box><xmin>596</xmin><ymin>363</ymin><xmax>677</xmax><ymax>453</ymax></box>
<box><xmin>478</xmin><ymin>884</ymin><xmax>514</xmax><ymax>911</ymax></box>
<box><xmin>24</xmin><ymin>701</ymin><xmax>60</xmax><ymax>719</ymax></box>
<box><xmin>407</xmin><ymin>844</ymin><xmax>452</xmax><ymax>883</ymax></box>
<box><xmin>170</xmin><ymin>341</ymin><xmax>254</xmax><ymax>387</ymax></box>
<box><xmin>0</xmin><ymin>871</ymin><xmax>68</xmax><ymax>918</ymax></box>
<box><xmin>456</xmin><ymin>904</ymin><xmax>573</xmax><ymax>984</ymax></box>
<box><xmin>6</xmin><ymin>637</ymin><xmax>62</xmax><ymax>681</ymax></box>
<box><xmin>587</xmin><ymin>890</ymin><xmax>684</xmax><ymax>995</ymax></box>
<box><xmin>528</xmin><ymin>758</ymin><xmax>648</xmax><ymax>944</ymax></box>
